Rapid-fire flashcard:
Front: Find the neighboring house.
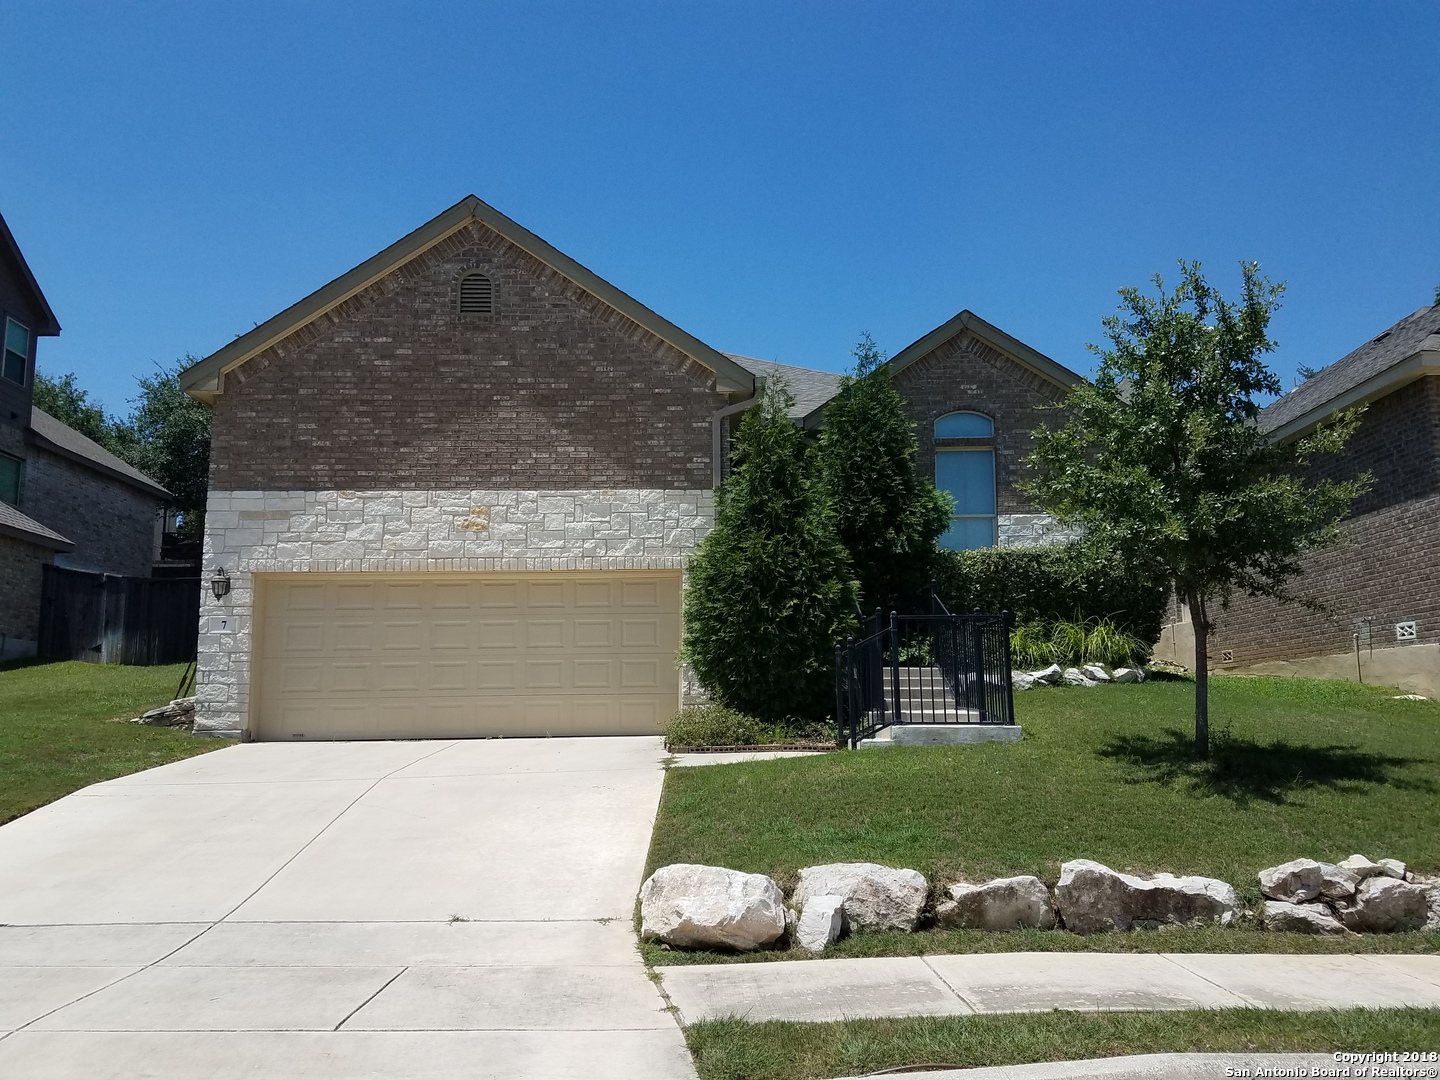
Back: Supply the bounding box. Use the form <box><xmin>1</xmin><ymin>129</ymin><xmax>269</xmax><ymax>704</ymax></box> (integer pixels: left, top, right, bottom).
<box><xmin>0</xmin><ymin>212</ymin><xmax>171</xmax><ymax>661</ymax></box>
<box><xmin>179</xmin><ymin>195</ymin><xmax>1080</xmax><ymax>740</ymax></box>
<box><xmin>1155</xmin><ymin>302</ymin><xmax>1440</xmax><ymax>697</ymax></box>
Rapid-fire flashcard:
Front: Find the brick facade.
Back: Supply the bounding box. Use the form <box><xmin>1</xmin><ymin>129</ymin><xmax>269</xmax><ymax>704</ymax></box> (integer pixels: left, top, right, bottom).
<box><xmin>210</xmin><ymin>221</ymin><xmax>729</xmax><ymax>492</ymax></box>
<box><xmin>23</xmin><ymin>447</ymin><xmax>160</xmax><ymax>576</ymax></box>
<box><xmin>1195</xmin><ymin>376</ymin><xmax>1440</xmax><ymax>692</ymax></box>
<box><xmin>890</xmin><ymin>329</ymin><xmax>1071</xmax><ymax>546</ymax></box>
<box><xmin>0</xmin><ymin>534</ymin><xmax>51</xmax><ymax>656</ymax></box>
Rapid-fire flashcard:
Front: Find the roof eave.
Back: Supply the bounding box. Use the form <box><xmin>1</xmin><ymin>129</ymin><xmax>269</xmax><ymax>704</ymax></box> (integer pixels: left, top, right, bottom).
<box><xmin>0</xmin><ymin>518</ymin><xmax>73</xmax><ymax>551</ymax></box>
<box><xmin>882</xmin><ymin>310</ymin><xmax>1083</xmax><ymax>391</ymax></box>
<box><xmin>1265</xmin><ymin>349</ymin><xmax>1440</xmax><ymax>443</ymax></box>
<box><xmin>180</xmin><ymin>195</ymin><xmax>753</xmax><ymax>401</ymax></box>
<box><xmin>0</xmin><ymin>213</ymin><xmax>61</xmax><ymax>336</ymax></box>
<box><xmin>28</xmin><ymin>429</ymin><xmax>171</xmax><ymax>500</ymax></box>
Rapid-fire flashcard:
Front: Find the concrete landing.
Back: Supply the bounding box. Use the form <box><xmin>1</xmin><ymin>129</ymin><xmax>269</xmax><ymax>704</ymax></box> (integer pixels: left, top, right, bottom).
<box><xmin>860</xmin><ymin>723</ymin><xmax>1022</xmax><ymax>747</ymax></box>
<box><xmin>658</xmin><ymin>951</ymin><xmax>1440</xmax><ymax>1024</ymax></box>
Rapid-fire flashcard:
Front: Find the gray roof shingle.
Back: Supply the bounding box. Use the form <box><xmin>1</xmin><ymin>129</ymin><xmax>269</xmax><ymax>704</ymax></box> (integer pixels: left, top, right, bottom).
<box><xmin>29</xmin><ymin>407</ymin><xmax>170</xmax><ymax>498</ymax></box>
<box><xmin>1261</xmin><ymin>304</ymin><xmax>1440</xmax><ymax>434</ymax></box>
<box><xmin>0</xmin><ymin>500</ymin><xmax>73</xmax><ymax>550</ymax></box>
<box><xmin>723</xmin><ymin>354</ymin><xmax>846</xmax><ymax>419</ymax></box>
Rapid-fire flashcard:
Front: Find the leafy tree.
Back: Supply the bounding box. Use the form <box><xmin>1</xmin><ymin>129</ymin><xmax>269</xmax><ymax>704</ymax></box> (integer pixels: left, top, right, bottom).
<box><xmin>1295</xmin><ymin>364</ymin><xmax>1323</xmax><ymax>382</ymax></box>
<box><xmin>817</xmin><ymin>333</ymin><xmax>952</xmax><ymax>610</ymax></box>
<box><xmin>126</xmin><ymin>359</ymin><xmax>212</xmax><ymax>539</ymax></box>
<box><xmin>32</xmin><ymin>371</ymin><xmax>133</xmax><ymax>455</ymax></box>
<box><xmin>683</xmin><ymin>376</ymin><xmax>858</xmax><ymax>723</ymax></box>
<box><xmin>1025</xmin><ymin>261</ymin><xmax>1367</xmax><ymax>757</ymax></box>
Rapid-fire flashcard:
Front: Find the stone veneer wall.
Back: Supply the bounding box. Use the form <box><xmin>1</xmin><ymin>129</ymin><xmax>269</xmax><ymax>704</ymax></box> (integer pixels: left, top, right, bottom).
<box><xmin>996</xmin><ymin>513</ymin><xmax>1076</xmax><ymax>548</ymax></box>
<box><xmin>196</xmin><ymin>488</ymin><xmax>713</xmax><ymax>738</ymax></box>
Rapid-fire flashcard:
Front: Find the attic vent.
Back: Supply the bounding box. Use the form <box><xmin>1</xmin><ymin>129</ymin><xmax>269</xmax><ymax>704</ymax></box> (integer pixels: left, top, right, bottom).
<box><xmin>1373</xmin><ymin>330</ymin><xmax>1392</xmax><ymax>343</ymax></box>
<box><xmin>457</xmin><ymin>271</ymin><xmax>494</xmax><ymax>316</ymax></box>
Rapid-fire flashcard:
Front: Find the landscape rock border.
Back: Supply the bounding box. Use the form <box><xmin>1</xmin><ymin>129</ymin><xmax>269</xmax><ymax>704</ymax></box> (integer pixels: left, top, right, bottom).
<box><xmin>639</xmin><ymin>850</ymin><xmax>1437</xmax><ymax>954</ymax></box>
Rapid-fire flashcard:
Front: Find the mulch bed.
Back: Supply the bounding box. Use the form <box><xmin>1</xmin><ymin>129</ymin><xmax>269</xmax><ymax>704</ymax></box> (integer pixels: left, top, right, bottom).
<box><xmin>665</xmin><ymin>742</ymin><xmax>838</xmax><ymax>754</ymax></box>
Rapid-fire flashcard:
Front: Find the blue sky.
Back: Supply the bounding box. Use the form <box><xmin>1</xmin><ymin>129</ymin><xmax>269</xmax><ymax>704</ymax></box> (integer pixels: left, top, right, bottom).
<box><xmin>3</xmin><ymin>1</ymin><xmax>1437</xmax><ymax>414</ymax></box>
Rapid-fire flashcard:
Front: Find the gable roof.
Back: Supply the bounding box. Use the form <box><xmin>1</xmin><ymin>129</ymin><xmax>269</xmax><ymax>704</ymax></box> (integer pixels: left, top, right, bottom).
<box><xmin>0</xmin><ymin>500</ymin><xmax>73</xmax><ymax>551</ymax></box>
<box><xmin>1260</xmin><ymin>304</ymin><xmax>1440</xmax><ymax>439</ymax></box>
<box><xmin>0</xmin><ymin>213</ymin><xmax>61</xmax><ymax>335</ymax></box>
<box><xmin>179</xmin><ymin>195</ymin><xmax>755</xmax><ymax>403</ymax></box>
<box><xmin>881</xmin><ymin>309</ymin><xmax>1082</xmax><ymax>394</ymax></box>
<box><xmin>30</xmin><ymin>407</ymin><xmax>170</xmax><ymax>500</ymax></box>
<box><xmin>723</xmin><ymin>354</ymin><xmax>844</xmax><ymax>419</ymax></box>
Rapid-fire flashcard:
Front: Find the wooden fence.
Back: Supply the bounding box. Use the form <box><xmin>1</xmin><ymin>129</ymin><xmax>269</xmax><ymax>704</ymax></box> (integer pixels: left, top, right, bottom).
<box><xmin>39</xmin><ymin>566</ymin><xmax>200</xmax><ymax>665</ymax></box>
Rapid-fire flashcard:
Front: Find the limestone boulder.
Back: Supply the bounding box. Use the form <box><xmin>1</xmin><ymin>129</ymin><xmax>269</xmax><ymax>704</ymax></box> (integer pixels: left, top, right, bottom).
<box><xmin>936</xmin><ymin>875</ymin><xmax>1055</xmax><ymax>931</ymax></box>
<box><xmin>1029</xmin><ymin>665</ymin><xmax>1064</xmax><ymax>686</ymax></box>
<box><xmin>1337</xmin><ymin>876</ymin><xmax>1431</xmax><ymax>934</ymax></box>
<box><xmin>795</xmin><ymin>894</ymin><xmax>846</xmax><ymax>952</ymax></box>
<box><xmin>1378</xmin><ymin>858</ymin><xmax>1407</xmax><ymax>879</ymax></box>
<box><xmin>1337</xmin><ymin>854</ymin><xmax>1388</xmax><ymax>881</ymax></box>
<box><xmin>1262</xmin><ymin>900</ymin><xmax>1350</xmax><ymax>936</ymax></box>
<box><xmin>794</xmin><ymin>862</ymin><xmax>928</xmax><ymax>932</ymax></box>
<box><xmin>1316</xmin><ymin>862</ymin><xmax>1360</xmax><ymax>901</ymax></box>
<box><xmin>1054</xmin><ymin>859</ymin><xmax>1238</xmax><ymax>934</ymax></box>
<box><xmin>1081</xmin><ymin>664</ymin><xmax>1111</xmax><ymax>683</ymax></box>
<box><xmin>1257</xmin><ymin>858</ymin><xmax>1324</xmax><ymax>903</ymax></box>
<box><xmin>1062</xmin><ymin>668</ymin><xmax>1098</xmax><ymax>687</ymax></box>
<box><xmin>1111</xmin><ymin>668</ymin><xmax>1143</xmax><ymax>684</ymax></box>
<box><xmin>1012</xmin><ymin>672</ymin><xmax>1038</xmax><ymax>692</ymax></box>
<box><xmin>639</xmin><ymin>864</ymin><xmax>786</xmax><ymax>951</ymax></box>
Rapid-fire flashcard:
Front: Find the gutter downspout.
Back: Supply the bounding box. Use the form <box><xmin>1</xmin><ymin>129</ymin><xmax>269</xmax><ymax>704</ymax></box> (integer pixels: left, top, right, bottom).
<box><xmin>710</xmin><ymin>378</ymin><xmax>765</xmax><ymax>489</ymax></box>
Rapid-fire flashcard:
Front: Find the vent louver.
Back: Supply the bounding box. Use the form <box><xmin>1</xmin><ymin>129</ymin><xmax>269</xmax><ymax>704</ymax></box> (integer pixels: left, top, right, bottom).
<box><xmin>458</xmin><ymin>272</ymin><xmax>494</xmax><ymax>316</ymax></box>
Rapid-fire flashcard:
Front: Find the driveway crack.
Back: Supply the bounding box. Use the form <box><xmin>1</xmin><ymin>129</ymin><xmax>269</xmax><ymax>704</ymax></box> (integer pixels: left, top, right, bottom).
<box><xmin>333</xmin><ymin>966</ymin><xmax>408</xmax><ymax>1030</ymax></box>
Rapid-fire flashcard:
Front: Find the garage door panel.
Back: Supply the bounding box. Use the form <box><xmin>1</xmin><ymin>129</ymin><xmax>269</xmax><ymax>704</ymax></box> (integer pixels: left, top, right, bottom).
<box><xmin>255</xmin><ymin>571</ymin><xmax>680</xmax><ymax>740</ymax></box>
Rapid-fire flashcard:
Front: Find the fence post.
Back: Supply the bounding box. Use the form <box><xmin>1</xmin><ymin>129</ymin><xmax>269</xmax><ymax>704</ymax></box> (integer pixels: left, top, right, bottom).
<box><xmin>1001</xmin><ymin>610</ymin><xmax>1015</xmax><ymax>725</ymax></box>
<box><xmin>834</xmin><ymin>644</ymin><xmax>846</xmax><ymax>748</ymax></box>
<box><xmin>972</xmin><ymin>607</ymin><xmax>988</xmax><ymax>724</ymax></box>
<box><xmin>889</xmin><ymin>611</ymin><xmax>901</xmax><ymax>730</ymax></box>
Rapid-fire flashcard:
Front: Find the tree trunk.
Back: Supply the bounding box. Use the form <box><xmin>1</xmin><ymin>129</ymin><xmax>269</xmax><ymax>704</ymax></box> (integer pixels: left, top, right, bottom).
<box><xmin>1188</xmin><ymin>590</ymin><xmax>1210</xmax><ymax>759</ymax></box>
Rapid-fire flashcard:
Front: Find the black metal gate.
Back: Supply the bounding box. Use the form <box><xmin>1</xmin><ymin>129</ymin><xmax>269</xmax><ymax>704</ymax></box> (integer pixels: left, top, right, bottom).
<box><xmin>38</xmin><ymin>566</ymin><xmax>200</xmax><ymax>665</ymax></box>
<box><xmin>835</xmin><ymin>602</ymin><xmax>1015</xmax><ymax>748</ymax></box>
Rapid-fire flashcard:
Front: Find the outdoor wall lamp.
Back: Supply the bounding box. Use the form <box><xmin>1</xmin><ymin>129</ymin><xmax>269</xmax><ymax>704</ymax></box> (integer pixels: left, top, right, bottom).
<box><xmin>210</xmin><ymin>566</ymin><xmax>231</xmax><ymax>601</ymax></box>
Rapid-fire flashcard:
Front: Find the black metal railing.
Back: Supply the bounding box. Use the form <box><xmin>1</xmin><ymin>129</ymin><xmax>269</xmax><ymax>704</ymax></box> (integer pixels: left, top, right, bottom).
<box><xmin>835</xmin><ymin>599</ymin><xmax>1014</xmax><ymax>748</ymax></box>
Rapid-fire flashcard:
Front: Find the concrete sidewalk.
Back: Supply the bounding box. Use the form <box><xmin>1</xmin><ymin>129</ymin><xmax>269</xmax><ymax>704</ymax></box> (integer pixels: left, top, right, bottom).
<box><xmin>0</xmin><ymin>737</ymin><xmax>693</xmax><ymax>1080</ymax></box>
<box><xmin>658</xmin><ymin>951</ymin><xmax>1440</xmax><ymax>1023</ymax></box>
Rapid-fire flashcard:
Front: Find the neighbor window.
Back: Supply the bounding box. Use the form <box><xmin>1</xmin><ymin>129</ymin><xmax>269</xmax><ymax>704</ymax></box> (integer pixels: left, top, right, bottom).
<box><xmin>934</xmin><ymin>411</ymin><xmax>996</xmax><ymax>550</ymax></box>
<box><xmin>2</xmin><ymin>318</ymin><xmax>29</xmax><ymax>385</ymax></box>
<box><xmin>0</xmin><ymin>452</ymin><xmax>20</xmax><ymax>506</ymax></box>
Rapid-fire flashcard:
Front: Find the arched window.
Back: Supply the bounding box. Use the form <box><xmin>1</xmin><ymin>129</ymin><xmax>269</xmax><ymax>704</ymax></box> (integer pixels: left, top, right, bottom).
<box><xmin>934</xmin><ymin>412</ymin><xmax>996</xmax><ymax>550</ymax></box>
<box><xmin>457</xmin><ymin>271</ymin><xmax>495</xmax><ymax>316</ymax></box>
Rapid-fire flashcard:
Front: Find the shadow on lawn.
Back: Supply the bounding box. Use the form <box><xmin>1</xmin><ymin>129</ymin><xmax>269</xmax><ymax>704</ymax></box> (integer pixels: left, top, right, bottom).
<box><xmin>1097</xmin><ymin>727</ymin><xmax>1434</xmax><ymax>805</ymax></box>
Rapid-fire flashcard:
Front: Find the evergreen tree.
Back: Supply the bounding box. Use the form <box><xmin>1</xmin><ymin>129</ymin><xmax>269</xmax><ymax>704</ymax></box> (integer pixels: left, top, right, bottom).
<box><xmin>127</xmin><ymin>359</ymin><xmax>212</xmax><ymax>539</ymax></box>
<box><xmin>818</xmin><ymin>333</ymin><xmax>951</xmax><ymax>610</ymax></box>
<box><xmin>683</xmin><ymin>376</ymin><xmax>857</xmax><ymax>723</ymax></box>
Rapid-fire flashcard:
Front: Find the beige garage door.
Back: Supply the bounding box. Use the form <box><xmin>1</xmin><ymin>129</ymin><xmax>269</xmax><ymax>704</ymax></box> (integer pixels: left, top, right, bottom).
<box><xmin>253</xmin><ymin>571</ymin><xmax>681</xmax><ymax>740</ymax></box>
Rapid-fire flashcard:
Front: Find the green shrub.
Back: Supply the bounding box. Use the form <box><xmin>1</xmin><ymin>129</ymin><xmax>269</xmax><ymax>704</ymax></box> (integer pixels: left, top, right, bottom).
<box><xmin>934</xmin><ymin>541</ymin><xmax>1168</xmax><ymax>644</ymax></box>
<box><xmin>665</xmin><ymin>705</ymin><xmax>766</xmax><ymax>748</ymax></box>
<box><xmin>683</xmin><ymin>377</ymin><xmax>858</xmax><ymax>723</ymax></box>
<box><xmin>1010</xmin><ymin>617</ymin><xmax>1148</xmax><ymax>669</ymax></box>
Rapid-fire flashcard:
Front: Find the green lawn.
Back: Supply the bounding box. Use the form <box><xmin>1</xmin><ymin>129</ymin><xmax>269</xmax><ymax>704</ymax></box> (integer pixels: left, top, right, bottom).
<box><xmin>683</xmin><ymin>1010</ymin><xmax>1440</xmax><ymax>1080</ymax></box>
<box><xmin>0</xmin><ymin>660</ymin><xmax>231</xmax><ymax>823</ymax></box>
<box><xmin>645</xmin><ymin>676</ymin><xmax>1440</xmax><ymax>961</ymax></box>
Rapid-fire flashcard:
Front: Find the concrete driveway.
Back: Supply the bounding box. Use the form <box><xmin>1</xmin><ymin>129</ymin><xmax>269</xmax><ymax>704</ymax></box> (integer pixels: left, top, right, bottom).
<box><xmin>0</xmin><ymin>737</ymin><xmax>693</xmax><ymax>1079</ymax></box>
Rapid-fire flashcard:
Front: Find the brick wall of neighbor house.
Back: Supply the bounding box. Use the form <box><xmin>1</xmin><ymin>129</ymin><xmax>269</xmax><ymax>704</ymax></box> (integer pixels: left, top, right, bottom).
<box><xmin>892</xmin><ymin>330</ymin><xmax>1072</xmax><ymax>546</ymax></box>
<box><xmin>0</xmin><ymin>534</ymin><xmax>51</xmax><ymax>652</ymax></box>
<box><xmin>23</xmin><ymin>448</ymin><xmax>160</xmax><ymax>576</ymax></box>
<box><xmin>209</xmin><ymin>221</ymin><xmax>729</xmax><ymax>492</ymax></box>
<box><xmin>1204</xmin><ymin>377</ymin><xmax>1440</xmax><ymax>671</ymax></box>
